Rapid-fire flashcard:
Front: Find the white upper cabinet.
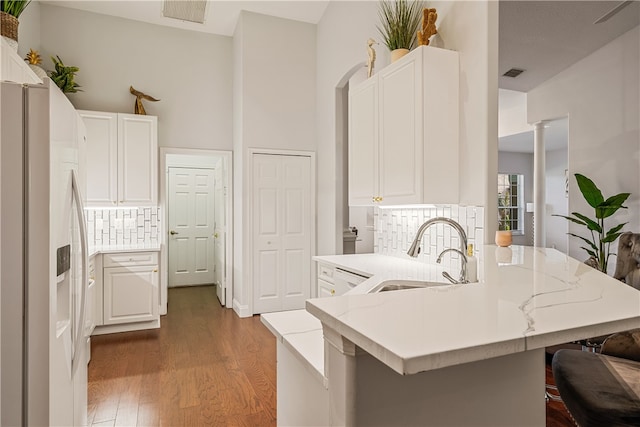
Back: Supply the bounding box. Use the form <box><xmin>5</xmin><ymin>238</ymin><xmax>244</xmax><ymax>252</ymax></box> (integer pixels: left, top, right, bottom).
<box><xmin>79</xmin><ymin>111</ymin><xmax>118</xmax><ymax>206</ymax></box>
<box><xmin>348</xmin><ymin>78</ymin><xmax>378</xmax><ymax>206</ymax></box>
<box><xmin>79</xmin><ymin>111</ymin><xmax>157</xmax><ymax>207</ymax></box>
<box><xmin>349</xmin><ymin>46</ymin><xmax>459</xmax><ymax>206</ymax></box>
<box><xmin>118</xmin><ymin>114</ymin><xmax>157</xmax><ymax>206</ymax></box>
<box><xmin>0</xmin><ymin>38</ymin><xmax>41</xmax><ymax>84</ymax></box>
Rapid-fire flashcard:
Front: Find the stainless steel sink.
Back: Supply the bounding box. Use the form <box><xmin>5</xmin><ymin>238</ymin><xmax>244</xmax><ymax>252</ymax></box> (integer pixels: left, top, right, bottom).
<box><xmin>369</xmin><ymin>280</ymin><xmax>450</xmax><ymax>293</ymax></box>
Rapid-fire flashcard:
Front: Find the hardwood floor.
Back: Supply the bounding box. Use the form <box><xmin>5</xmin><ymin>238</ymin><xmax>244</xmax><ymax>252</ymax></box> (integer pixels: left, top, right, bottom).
<box><xmin>88</xmin><ymin>286</ymin><xmax>276</xmax><ymax>426</ymax></box>
<box><xmin>88</xmin><ymin>285</ymin><xmax>573</xmax><ymax>426</ymax></box>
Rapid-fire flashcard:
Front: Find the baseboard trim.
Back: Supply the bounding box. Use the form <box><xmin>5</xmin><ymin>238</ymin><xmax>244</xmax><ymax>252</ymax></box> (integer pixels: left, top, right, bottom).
<box><xmin>233</xmin><ymin>299</ymin><xmax>252</xmax><ymax>318</ymax></box>
<box><xmin>92</xmin><ymin>318</ymin><xmax>160</xmax><ymax>335</ymax></box>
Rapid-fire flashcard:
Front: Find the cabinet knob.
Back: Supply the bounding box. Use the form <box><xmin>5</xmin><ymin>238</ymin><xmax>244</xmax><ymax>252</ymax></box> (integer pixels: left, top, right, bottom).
<box><xmin>372</xmin><ymin>196</ymin><xmax>383</xmax><ymax>203</ymax></box>
<box><xmin>330</xmin><ymin>289</ymin><xmax>335</xmax><ymax>295</ymax></box>
<box><xmin>170</xmin><ymin>230</ymin><xmax>179</xmax><ymax>235</ymax></box>
<box><xmin>153</xmin><ymin>269</ymin><xmax>158</xmax><ymax>273</ymax></box>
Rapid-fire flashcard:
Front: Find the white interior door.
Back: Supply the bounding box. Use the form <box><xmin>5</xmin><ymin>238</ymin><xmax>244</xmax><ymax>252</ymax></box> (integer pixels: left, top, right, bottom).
<box><xmin>253</xmin><ymin>154</ymin><xmax>312</xmax><ymax>314</ymax></box>
<box><xmin>213</xmin><ymin>165</ymin><xmax>226</xmax><ymax>305</ymax></box>
<box><xmin>168</xmin><ymin>167</ymin><xmax>215</xmax><ymax>287</ymax></box>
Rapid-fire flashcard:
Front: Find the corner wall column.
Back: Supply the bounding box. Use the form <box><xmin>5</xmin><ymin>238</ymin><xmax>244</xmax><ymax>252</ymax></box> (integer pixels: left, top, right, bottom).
<box><xmin>533</xmin><ymin>121</ymin><xmax>546</xmax><ymax>247</ymax></box>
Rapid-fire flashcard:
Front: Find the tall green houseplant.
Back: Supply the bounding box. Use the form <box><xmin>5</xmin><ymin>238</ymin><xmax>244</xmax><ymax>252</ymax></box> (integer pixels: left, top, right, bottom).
<box><xmin>556</xmin><ymin>173</ymin><xmax>630</xmax><ymax>273</ymax></box>
<box><xmin>377</xmin><ymin>0</ymin><xmax>423</xmax><ymax>51</ymax></box>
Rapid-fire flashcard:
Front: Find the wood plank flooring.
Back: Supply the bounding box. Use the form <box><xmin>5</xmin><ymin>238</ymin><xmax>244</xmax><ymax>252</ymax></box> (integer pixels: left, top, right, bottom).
<box><xmin>88</xmin><ymin>285</ymin><xmax>573</xmax><ymax>426</ymax></box>
<box><xmin>88</xmin><ymin>286</ymin><xmax>276</xmax><ymax>426</ymax></box>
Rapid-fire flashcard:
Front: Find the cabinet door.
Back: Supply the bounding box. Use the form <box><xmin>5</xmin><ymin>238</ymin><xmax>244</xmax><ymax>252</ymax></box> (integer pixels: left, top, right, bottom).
<box><xmin>348</xmin><ymin>78</ymin><xmax>378</xmax><ymax>206</ymax></box>
<box><xmin>79</xmin><ymin>111</ymin><xmax>118</xmax><ymax>207</ymax></box>
<box><xmin>378</xmin><ymin>55</ymin><xmax>423</xmax><ymax>205</ymax></box>
<box><xmin>117</xmin><ymin>114</ymin><xmax>158</xmax><ymax>206</ymax></box>
<box><xmin>103</xmin><ymin>265</ymin><xmax>158</xmax><ymax>325</ymax></box>
<box><xmin>318</xmin><ymin>278</ymin><xmax>335</xmax><ymax>298</ymax></box>
<box><xmin>0</xmin><ymin>38</ymin><xmax>41</xmax><ymax>84</ymax></box>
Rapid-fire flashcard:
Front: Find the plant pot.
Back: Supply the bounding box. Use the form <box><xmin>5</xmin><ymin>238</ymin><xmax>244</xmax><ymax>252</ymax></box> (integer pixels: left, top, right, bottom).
<box><xmin>390</xmin><ymin>48</ymin><xmax>409</xmax><ymax>62</ymax></box>
<box><xmin>495</xmin><ymin>230</ymin><xmax>512</xmax><ymax>247</ymax></box>
<box><xmin>1</xmin><ymin>12</ymin><xmax>19</xmax><ymax>51</ymax></box>
<box><xmin>28</xmin><ymin>64</ymin><xmax>48</xmax><ymax>80</ymax></box>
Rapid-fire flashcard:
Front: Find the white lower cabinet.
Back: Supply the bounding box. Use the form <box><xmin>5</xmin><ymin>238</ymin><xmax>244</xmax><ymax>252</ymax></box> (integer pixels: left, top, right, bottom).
<box><xmin>103</xmin><ymin>266</ymin><xmax>158</xmax><ymax>324</ymax></box>
<box><xmin>316</xmin><ymin>262</ymin><xmax>370</xmax><ymax>297</ymax></box>
<box><xmin>318</xmin><ymin>278</ymin><xmax>335</xmax><ymax>298</ymax></box>
<box><xmin>93</xmin><ymin>251</ymin><xmax>159</xmax><ymax>332</ymax></box>
<box><xmin>317</xmin><ymin>262</ymin><xmax>336</xmax><ymax>297</ymax></box>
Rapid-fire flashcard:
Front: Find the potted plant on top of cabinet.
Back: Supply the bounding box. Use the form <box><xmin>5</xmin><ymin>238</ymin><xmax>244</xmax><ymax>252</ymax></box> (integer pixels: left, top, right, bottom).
<box><xmin>1</xmin><ymin>0</ymin><xmax>31</xmax><ymax>50</ymax></box>
<box><xmin>377</xmin><ymin>0</ymin><xmax>423</xmax><ymax>62</ymax></box>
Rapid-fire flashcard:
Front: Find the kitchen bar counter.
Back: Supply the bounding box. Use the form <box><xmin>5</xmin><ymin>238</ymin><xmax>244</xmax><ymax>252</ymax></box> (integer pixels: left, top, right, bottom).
<box><xmin>304</xmin><ymin>246</ymin><xmax>640</xmax><ymax>425</ymax></box>
<box><xmin>264</xmin><ymin>247</ymin><xmax>640</xmax><ymax>425</ymax></box>
<box><xmin>307</xmin><ymin>246</ymin><xmax>640</xmax><ymax>375</ymax></box>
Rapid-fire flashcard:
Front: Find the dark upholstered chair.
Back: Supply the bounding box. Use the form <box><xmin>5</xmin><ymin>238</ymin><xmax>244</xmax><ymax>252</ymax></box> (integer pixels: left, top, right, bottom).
<box><xmin>614</xmin><ymin>232</ymin><xmax>640</xmax><ymax>290</ymax></box>
<box><xmin>552</xmin><ymin>329</ymin><xmax>640</xmax><ymax>426</ymax></box>
<box><xmin>548</xmin><ymin>235</ymin><xmax>640</xmax><ymax>423</ymax></box>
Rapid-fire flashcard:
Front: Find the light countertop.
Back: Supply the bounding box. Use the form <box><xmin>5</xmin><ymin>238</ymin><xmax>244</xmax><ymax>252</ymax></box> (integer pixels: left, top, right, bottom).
<box><xmin>89</xmin><ymin>242</ymin><xmax>162</xmax><ymax>258</ymax></box>
<box><xmin>312</xmin><ymin>253</ymin><xmax>453</xmax><ymax>295</ymax></box>
<box><xmin>306</xmin><ymin>246</ymin><xmax>640</xmax><ymax>375</ymax></box>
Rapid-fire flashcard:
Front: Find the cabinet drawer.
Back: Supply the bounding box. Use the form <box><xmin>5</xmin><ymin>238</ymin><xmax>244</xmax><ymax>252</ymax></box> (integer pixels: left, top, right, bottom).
<box><xmin>318</xmin><ymin>264</ymin><xmax>335</xmax><ymax>284</ymax></box>
<box><xmin>318</xmin><ymin>278</ymin><xmax>336</xmax><ymax>298</ymax></box>
<box><xmin>103</xmin><ymin>251</ymin><xmax>158</xmax><ymax>267</ymax></box>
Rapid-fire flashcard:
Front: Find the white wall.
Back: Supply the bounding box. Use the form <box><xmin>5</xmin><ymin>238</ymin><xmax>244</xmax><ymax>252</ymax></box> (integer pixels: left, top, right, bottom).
<box><xmin>499</xmin><ymin>89</ymin><xmax>531</xmax><ymax>138</ymax></box>
<box><xmin>528</xmin><ymin>26</ymin><xmax>640</xmax><ymax>272</ymax></box>
<box><xmin>498</xmin><ymin>151</ymin><xmax>534</xmax><ymax>246</ymax></box>
<box><xmin>38</xmin><ymin>4</ymin><xmax>233</xmax><ymax>150</ymax></box>
<box><xmin>16</xmin><ymin>0</ymin><xmax>40</xmax><ymax>58</ymax></box>
<box><xmin>431</xmin><ymin>1</ymin><xmax>499</xmax><ymax>233</ymax></box>
<box><xmin>315</xmin><ymin>1</ymin><xmax>499</xmax><ymax>257</ymax></box>
<box><xmin>232</xmin><ymin>11</ymin><xmax>317</xmax><ymax>316</ymax></box>
<box><xmin>545</xmin><ymin>148</ymin><xmax>568</xmax><ymax>253</ymax></box>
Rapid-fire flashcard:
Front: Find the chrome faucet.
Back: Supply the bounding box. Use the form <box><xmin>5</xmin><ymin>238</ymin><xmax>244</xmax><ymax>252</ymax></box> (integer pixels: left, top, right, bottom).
<box><xmin>406</xmin><ymin>217</ymin><xmax>469</xmax><ymax>284</ymax></box>
<box><xmin>436</xmin><ymin>248</ymin><xmax>468</xmax><ymax>284</ymax></box>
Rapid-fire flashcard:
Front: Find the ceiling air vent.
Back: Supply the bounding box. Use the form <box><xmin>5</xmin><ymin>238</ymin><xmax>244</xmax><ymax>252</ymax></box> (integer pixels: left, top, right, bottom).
<box><xmin>162</xmin><ymin>0</ymin><xmax>208</xmax><ymax>24</ymax></box>
<box><xmin>503</xmin><ymin>68</ymin><xmax>525</xmax><ymax>78</ymax></box>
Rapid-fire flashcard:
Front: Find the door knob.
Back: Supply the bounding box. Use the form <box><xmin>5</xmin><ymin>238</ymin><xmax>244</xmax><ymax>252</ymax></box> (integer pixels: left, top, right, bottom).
<box><xmin>170</xmin><ymin>230</ymin><xmax>179</xmax><ymax>235</ymax></box>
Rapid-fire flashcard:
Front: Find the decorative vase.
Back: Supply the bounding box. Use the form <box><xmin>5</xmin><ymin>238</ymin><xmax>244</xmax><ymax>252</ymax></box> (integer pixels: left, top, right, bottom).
<box><xmin>28</xmin><ymin>64</ymin><xmax>48</xmax><ymax>80</ymax></box>
<box><xmin>495</xmin><ymin>230</ymin><xmax>512</xmax><ymax>247</ymax></box>
<box><xmin>390</xmin><ymin>48</ymin><xmax>409</xmax><ymax>62</ymax></box>
<box><xmin>0</xmin><ymin>12</ymin><xmax>19</xmax><ymax>51</ymax></box>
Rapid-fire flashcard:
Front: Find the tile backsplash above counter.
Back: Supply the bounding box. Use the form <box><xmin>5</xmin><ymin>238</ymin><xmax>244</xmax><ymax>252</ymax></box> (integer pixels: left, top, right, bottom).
<box><xmin>374</xmin><ymin>204</ymin><xmax>484</xmax><ymax>265</ymax></box>
<box><xmin>85</xmin><ymin>207</ymin><xmax>160</xmax><ymax>246</ymax></box>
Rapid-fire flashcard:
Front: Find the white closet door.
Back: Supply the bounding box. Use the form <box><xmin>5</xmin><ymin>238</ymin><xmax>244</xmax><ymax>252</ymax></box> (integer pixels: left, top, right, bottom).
<box><xmin>168</xmin><ymin>167</ymin><xmax>216</xmax><ymax>287</ymax></box>
<box><xmin>253</xmin><ymin>154</ymin><xmax>312</xmax><ymax>314</ymax></box>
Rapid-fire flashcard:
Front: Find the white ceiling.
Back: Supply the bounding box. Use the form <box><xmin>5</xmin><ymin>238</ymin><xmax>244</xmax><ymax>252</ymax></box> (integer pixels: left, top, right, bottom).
<box><xmin>498</xmin><ymin>117</ymin><xmax>568</xmax><ymax>154</ymax></box>
<box><xmin>499</xmin><ymin>0</ymin><xmax>640</xmax><ymax>92</ymax></box>
<box><xmin>44</xmin><ymin>0</ymin><xmax>330</xmax><ymax>37</ymax></box>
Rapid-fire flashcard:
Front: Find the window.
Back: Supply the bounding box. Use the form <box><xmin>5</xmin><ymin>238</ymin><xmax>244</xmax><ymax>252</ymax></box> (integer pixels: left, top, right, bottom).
<box><xmin>497</xmin><ymin>174</ymin><xmax>523</xmax><ymax>233</ymax></box>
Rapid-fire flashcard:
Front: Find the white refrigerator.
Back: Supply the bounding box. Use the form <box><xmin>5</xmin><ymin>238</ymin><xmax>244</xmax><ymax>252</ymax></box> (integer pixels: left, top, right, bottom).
<box><xmin>1</xmin><ymin>79</ymin><xmax>89</xmax><ymax>425</ymax></box>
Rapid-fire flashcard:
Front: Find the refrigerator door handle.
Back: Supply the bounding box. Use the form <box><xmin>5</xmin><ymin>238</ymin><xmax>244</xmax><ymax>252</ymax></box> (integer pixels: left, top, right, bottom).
<box><xmin>71</xmin><ymin>169</ymin><xmax>88</xmax><ymax>377</ymax></box>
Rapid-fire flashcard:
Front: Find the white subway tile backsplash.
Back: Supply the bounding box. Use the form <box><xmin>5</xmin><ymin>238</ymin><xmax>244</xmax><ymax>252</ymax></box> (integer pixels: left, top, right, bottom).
<box><xmin>374</xmin><ymin>204</ymin><xmax>485</xmax><ymax>266</ymax></box>
<box><xmin>85</xmin><ymin>207</ymin><xmax>160</xmax><ymax>246</ymax></box>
